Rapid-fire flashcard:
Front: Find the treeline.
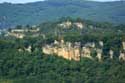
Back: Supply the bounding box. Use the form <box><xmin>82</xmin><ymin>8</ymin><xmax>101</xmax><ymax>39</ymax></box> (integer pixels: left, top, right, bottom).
<box><xmin>0</xmin><ymin>46</ymin><xmax>125</xmax><ymax>83</ymax></box>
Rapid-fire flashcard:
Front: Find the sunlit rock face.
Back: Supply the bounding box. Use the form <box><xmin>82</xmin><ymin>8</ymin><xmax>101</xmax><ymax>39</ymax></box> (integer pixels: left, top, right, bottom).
<box><xmin>119</xmin><ymin>41</ymin><xmax>125</xmax><ymax>61</ymax></box>
<box><xmin>57</xmin><ymin>47</ymin><xmax>72</xmax><ymax>60</ymax></box>
<box><xmin>109</xmin><ymin>49</ymin><xmax>114</xmax><ymax>59</ymax></box>
<box><xmin>42</xmin><ymin>40</ymin><xmax>81</xmax><ymax>61</ymax></box>
<box><xmin>119</xmin><ymin>51</ymin><xmax>125</xmax><ymax>61</ymax></box>
<box><xmin>73</xmin><ymin>47</ymin><xmax>81</xmax><ymax>61</ymax></box>
<box><xmin>96</xmin><ymin>48</ymin><xmax>102</xmax><ymax>62</ymax></box>
<box><xmin>81</xmin><ymin>47</ymin><xmax>93</xmax><ymax>60</ymax></box>
<box><xmin>42</xmin><ymin>40</ymin><xmax>103</xmax><ymax>61</ymax></box>
<box><xmin>122</xmin><ymin>41</ymin><xmax>125</xmax><ymax>50</ymax></box>
<box><xmin>42</xmin><ymin>45</ymin><xmax>54</xmax><ymax>55</ymax></box>
<box><xmin>56</xmin><ymin>45</ymin><xmax>80</xmax><ymax>61</ymax></box>
<box><xmin>42</xmin><ymin>40</ymin><xmax>125</xmax><ymax>62</ymax></box>
<box><xmin>99</xmin><ymin>41</ymin><xmax>104</xmax><ymax>47</ymax></box>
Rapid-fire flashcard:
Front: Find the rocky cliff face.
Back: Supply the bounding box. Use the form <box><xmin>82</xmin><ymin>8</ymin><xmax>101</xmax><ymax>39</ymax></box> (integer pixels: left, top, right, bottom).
<box><xmin>42</xmin><ymin>39</ymin><xmax>125</xmax><ymax>62</ymax></box>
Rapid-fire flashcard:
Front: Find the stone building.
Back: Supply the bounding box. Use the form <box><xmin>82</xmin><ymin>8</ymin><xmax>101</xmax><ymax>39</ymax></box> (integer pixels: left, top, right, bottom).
<box><xmin>58</xmin><ymin>21</ymin><xmax>72</xmax><ymax>28</ymax></box>
<box><xmin>11</xmin><ymin>28</ymin><xmax>39</xmax><ymax>33</ymax></box>
<box><xmin>8</xmin><ymin>28</ymin><xmax>40</xmax><ymax>39</ymax></box>
<box><xmin>8</xmin><ymin>32</ymin><xmax>25</xmax><ymax>39</ymax></box>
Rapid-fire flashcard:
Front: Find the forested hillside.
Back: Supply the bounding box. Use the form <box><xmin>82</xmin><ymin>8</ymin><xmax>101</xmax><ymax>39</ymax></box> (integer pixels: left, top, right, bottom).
<box><xmin>0</xmin><ymin>18</ymin><xmax>125</xmax><ymax>83</ymax></box>
<box><xmin>0</xmin><ymin>0</ymin><xmax>125</xmax><ymax>28</ymax></box>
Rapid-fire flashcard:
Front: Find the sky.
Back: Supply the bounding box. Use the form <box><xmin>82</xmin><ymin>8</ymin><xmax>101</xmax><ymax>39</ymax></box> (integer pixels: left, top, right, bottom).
<box><xmin>0</xmin><ymin>0</ymin><xmax>121</xmax><ymax>3</ymax></box>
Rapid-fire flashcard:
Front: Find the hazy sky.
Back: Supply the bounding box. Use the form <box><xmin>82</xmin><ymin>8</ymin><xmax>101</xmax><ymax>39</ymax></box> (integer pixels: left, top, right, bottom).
<box><xmin>0</xmin><ymin>0</ymin><xmax>121</xmax><ymax>3</ymax></box>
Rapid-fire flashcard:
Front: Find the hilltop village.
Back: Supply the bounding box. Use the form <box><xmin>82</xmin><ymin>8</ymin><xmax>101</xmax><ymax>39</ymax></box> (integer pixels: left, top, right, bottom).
<box><xmin>3</xmin><ymin>20</ymin><xmax>84</xmax><ymax>39</ymax></box>
<box><xmin>6</xmin><ymin>27</ymin><xmax>45</xmax><ymax>39</ymax></box>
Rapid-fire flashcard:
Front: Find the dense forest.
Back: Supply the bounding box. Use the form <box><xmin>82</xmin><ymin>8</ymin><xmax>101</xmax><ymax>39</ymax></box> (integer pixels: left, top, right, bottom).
<box><xmin>0</xmin><ymin>0</ymin><xmax>125</xmax><ymax>28</ymax></box>
<box><xmin>0</xmin><ymin>18</ymin><xmax>125</xmax><ymax>83</ymax></box>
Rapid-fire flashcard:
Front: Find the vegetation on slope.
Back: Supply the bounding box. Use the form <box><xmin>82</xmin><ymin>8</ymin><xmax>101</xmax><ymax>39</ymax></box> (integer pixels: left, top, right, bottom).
<box><xmin>0</xmin><ymin>18</ymin><xmax>125</xmax><ymax>83</ymax></box>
